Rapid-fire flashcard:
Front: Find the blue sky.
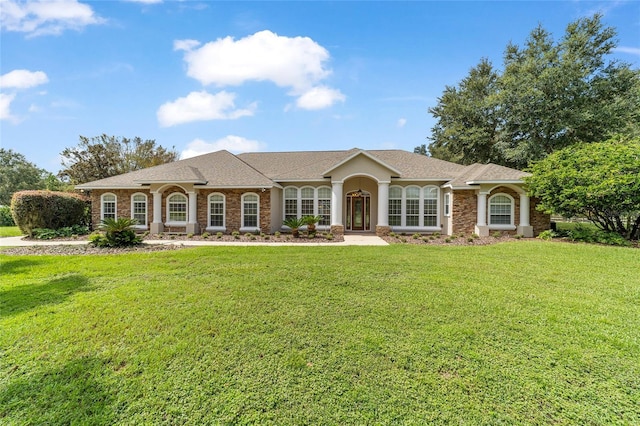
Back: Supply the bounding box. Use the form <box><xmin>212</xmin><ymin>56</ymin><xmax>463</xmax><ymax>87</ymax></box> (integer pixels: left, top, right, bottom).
<box><xmin>1</xmin><ymin>0</ymin><xmax>639</xmax><ymax>173</ymax></box>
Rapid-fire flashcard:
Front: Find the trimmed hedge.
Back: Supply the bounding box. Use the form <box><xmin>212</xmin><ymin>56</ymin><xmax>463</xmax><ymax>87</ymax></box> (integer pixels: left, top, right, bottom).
<box><xmin>11</xmin><ymin>190</ymin><xmax>89</xmax><ymax>237</ymax></box>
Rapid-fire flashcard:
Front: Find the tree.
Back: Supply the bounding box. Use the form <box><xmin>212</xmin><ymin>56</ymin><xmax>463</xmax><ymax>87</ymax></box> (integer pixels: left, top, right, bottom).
<box><xmin>427</xmin><ymin>58</ymin><xmax>503</xmax><ymax>165</ymax></box>
<box><xmin>525</xmin><ymin>136</ymin><xmax>640</xmax><ymax>240</ymax></box>
<box><xmin>59</xmin><ymin>135</ymin><xmax>179</xmax><ymax>184</ymax></box>
<box><xmin>0</xmin><ymin>149</ymin><xmax>48</xmax><ymax>206</ymax></box>
<box><xmin>427</xmin><ymin>14</ymin><xmax>640</xmax><ymax>169</ymax></box>
<box><xmin>413</xmin><ymin>144</ymin><xmax>428</xmax><ymax>155</ymax></box>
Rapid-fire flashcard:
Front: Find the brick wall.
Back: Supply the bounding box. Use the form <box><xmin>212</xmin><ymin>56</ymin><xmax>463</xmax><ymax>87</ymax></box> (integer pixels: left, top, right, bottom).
<box><xmin>90</xmin><ymin>189</ymin><xmax>153</xmax><ymax>229</ymax></box>
<box><xmin>90</xmin><ymin>187</ymin><xmax>271</xmax><ymax>234</ymax></box>
<box><xmin>451</xmin><ymin>190</ymin><xmax>477</xmax><ymax>234</ymax></box>
<box><xmin>451</xmin><ymin>187</ymin><xmax>550</xmax><ymax>236</ymax></box>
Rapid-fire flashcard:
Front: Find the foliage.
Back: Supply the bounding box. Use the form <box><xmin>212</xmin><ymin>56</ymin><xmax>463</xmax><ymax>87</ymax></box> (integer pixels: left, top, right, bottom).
<box><xmin>539</xmin><ymin>223</ymin><xmax>632</xmax><ymax>246</ymax></box>
<box><xmin>10</xmin><ymin>190</ymin><xmax>89</xmax><ymax>237</ymax></box>
<box><xmin>426</xmin><ymin>14</ymin><xmax>640</xmax><ymax>169</ymax></box>
<box><xmin>0</xmin><ymin>205</ymin><xmax>15</xmax><ymax>226</ymax></box>
<box><xmin>31</xmin><ymin>225</ymin><xmax>89</xmax><ymax>240</ymax></box>
<box><xmin>90</xmin><ymin>217</ymin><xmax>142</xmax><ymax>247</ymax></box>
<box><xmin>0</xmin><ymin>149</ymin><xmax>47</xmax><ymax>206</ymax></box>
<box><xmin>58</xmin><ymin>134</ymin><xmax>178</xmax><ymax>184</ymax></box>
<box><xmin>1</xmin><ymin>244</ymin><xmax>639</xmax><ymax>423</ymax></box>
<box><xmin>427</xmin><ymin>58</ymin><xmax>503</xmax><ymax>165</ymax></box>
<box><xmin>526</xmin><ymin>137</ymin><xmax>640</xmax><ymax>240</ymax></box>
<box><xmin>283</xmin><ymin>216</ymin><xmax>305</xmax><ymax>237</ymax></box>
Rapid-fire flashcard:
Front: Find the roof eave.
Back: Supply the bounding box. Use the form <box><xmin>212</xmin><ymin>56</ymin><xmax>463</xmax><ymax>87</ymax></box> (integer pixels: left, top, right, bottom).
<box><xmin>465</xmin><ymin>179</ymin><xmax>525</xmax><ymax>185</ymax></box>
<box><xmin>322</xmin><ymin>150</ymin><xmax>402</xmax><ymax>176</ymax></box>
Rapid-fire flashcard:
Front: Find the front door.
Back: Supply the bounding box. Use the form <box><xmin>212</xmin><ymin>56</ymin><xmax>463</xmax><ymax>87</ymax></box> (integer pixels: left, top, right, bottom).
<box><xmin>346</xmin><ymin>191</ymin><xmax>370</xmax><ymax>231</ymax></box>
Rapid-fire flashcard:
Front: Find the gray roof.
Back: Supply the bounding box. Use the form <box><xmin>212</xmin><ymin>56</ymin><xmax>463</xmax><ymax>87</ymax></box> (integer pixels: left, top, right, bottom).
<box><xmin>76</xmin><ymin>148</ymin><xmax>527</xmax><ymax>189</ymax></box>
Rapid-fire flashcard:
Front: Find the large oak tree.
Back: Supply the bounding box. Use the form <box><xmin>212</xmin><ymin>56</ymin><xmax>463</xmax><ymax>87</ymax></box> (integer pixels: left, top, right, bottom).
<box><xmin>424</xmin><ymin>14</ymin><xmax>640</xmax><ymax>169</ymax></box>
<box><xmin>59</xmin><ymin>135</ymin><xmax>179</xmax><ymax>184</ymax></box>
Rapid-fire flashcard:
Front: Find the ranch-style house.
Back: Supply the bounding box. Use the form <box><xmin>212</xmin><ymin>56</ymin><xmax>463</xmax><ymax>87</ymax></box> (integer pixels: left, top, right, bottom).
<box><xmin>76</xmin><ymin>148</ymin><xmax>550</xmax><ymax>237</ymax></box>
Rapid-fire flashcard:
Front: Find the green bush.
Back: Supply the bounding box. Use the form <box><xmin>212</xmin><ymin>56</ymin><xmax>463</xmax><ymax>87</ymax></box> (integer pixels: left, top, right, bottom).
<box><xmin>31</xmin><ymin>225</ymin><xmax>89</xmax><ymax>240</ymax></box>
<box><xmin>11</xmin><ymin>190</ymin><xmax>89</xmax><ymax>236</ymax></box>
<box><xmin>0</xmin><ymin>205</ymin><xmax>15</xmax><ymax>226</ymax></box>
<box><xmin>90</xmin><ymin>218</ymin><xmax>141</xmax><ymax>248</ymax></box>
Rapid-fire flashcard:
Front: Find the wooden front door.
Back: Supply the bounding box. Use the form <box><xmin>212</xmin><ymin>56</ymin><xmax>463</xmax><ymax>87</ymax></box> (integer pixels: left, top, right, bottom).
<box><xmin>347</xmin><ymin>192</ymin><xmax>370</xmax><ymax>231</ymax></box>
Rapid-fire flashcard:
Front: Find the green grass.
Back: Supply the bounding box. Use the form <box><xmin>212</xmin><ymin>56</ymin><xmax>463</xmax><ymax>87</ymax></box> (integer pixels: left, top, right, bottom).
<box><xmin>0</xmin><ymin>227</ymin><xmax>22</xmax><ymax>237</ymax></box>
<box><xmin>1</xmin><ymin>242</ymin><xmax>639</xmax><ymax>424</ymax></box>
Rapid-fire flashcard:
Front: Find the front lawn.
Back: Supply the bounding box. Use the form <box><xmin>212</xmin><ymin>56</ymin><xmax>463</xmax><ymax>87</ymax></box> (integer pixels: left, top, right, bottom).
<box><xmin>1</xmin><ymin>242</ymin><xmax>638</xmax><ymax>424</ymax></box>
<box><xmin>0</xmin><ymin>226</ymin><xmax>22</xmax><ymax>238</ymax></box>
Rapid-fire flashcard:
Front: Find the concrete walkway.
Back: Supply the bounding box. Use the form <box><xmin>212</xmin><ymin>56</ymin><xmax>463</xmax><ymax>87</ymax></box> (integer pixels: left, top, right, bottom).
<box><xmin>0</xmin><ymin>234</ymin><xmax>388</xmax><ymax>247</ymax></box>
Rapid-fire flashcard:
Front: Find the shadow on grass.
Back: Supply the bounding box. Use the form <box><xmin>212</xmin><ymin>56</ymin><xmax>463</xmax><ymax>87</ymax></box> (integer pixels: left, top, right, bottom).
<box><xmin>0</xmin><ymin>274</ymin><xmax>91</xmax><ymax>318</ymax></box>
<box><xmin>0</xmin><ymin>258</ymin><xmax>42</xmax><ymax>275</ymax></box>
<box><xmin>0</xmin><ymin>357</ymin><xmax>116</xmax><ymax>424</ymax></box>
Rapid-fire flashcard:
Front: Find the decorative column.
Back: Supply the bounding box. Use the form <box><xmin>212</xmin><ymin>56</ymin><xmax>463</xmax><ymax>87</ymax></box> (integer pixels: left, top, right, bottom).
<box><xmin>376</xmin><ymin>181</ymin><xmax>390</xmax><ymax>236</ymax></box>
<box><xmin>474</xmin><ymin>191</ymin><xmax>489</xmax><ymax>236</ymax></box>
<box><xmin>517</xmin><ymin>193</ymin><xmax>534</xmax><ymax>237</ymax></box>
<box><xmin>150</xmin><ymin>191</ymin><xmax>164</xmax><ymax>234</ymax></box>
<box><xmin>186</xmin><ymin>191</ymin><xmax>200</xmax><ymax>234</ymax></box>
<box><xmin>330</xmin><ymin>181</ymin><xmax>344</xmax><ymax>235</ymax></box>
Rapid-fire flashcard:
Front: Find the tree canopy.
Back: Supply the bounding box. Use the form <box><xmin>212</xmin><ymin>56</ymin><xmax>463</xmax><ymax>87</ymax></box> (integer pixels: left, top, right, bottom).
<box><xmin>0</xmin><ymin>149</ymin><xmax>60</xmax><ymax>206</ymax></box>
<box><xmin>423</xmin><ymin>14</ymin><xmax>640</xmax><ymax>169</ymax></box>
<box><xmin>59</xmin><ymin>135</ymin><xmax>179</xmax><ymax>184</ymax></box>
<box><xmin>525</xmin><ymin>136</ymin><xmax>640</xmax><ymax>240</ymax></box>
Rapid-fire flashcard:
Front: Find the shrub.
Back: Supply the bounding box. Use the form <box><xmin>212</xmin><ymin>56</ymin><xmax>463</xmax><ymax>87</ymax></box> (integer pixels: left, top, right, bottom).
<box><xmin>202</xmin><ymin>232</ymin><xmax>210</xmax><ymax>239</ymax></box>
<box><xmin>326</xmin><ymin>233</ymin><xmax>334</xmax><ymax>240</ymax></box>
<box><xmin>412</xmin><ymin>233</ymin><xmax>421</xmax><ymax>239</ymax></box>
<box><xmin>274</xmin><ymin>231</ymin><xmax>281</xmax><ymax>237</ymax></box>
<box><xmin>537</xmin><ymin>230</ymin><xmax>556</xmax><ymax>241</ymax></box>
<box><xmin>11</xmin><ymin>190</ymin><xmax>89</xmax><ymax>236</ymax></box>
<box><xmin>491</xmin><ymin>232</ymin><xmax>502</xmax><ymax>238</ymax></box>
<box><xmin>90</xmin><ymin>218</ymin><xmax>141</xmax><ymax>248</ymax></box>
<box><xmin>216</xmin><ymin>232</ymin><xmax>223</xmax><ymax>239</ymax></box>
<box><xmin>244</xmin><ymin>232</ymin><xmax>253</xmax><ymax>238</ymax></box>
<box><xmin>31</xmin><ymin>225</ymin><xmax>89</xmax><ymax>240</ymax></box>
<box><xmin>187</xmin><ymin>233</ymin><xmax>194</xmax><ymax>238</ymax></box>
<box><xmin>0</xmin><ymin>205</ymin><xmax>15</xmax><ymax>226</ymax></box>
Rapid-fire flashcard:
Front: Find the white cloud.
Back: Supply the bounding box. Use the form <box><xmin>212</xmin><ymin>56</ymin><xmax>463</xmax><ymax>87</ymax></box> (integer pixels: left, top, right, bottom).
<box><xmin>295</xmin><ymin>86</ymin><xmax>345</xmax><ymax>110</ymax></box>
<box><xmin>613</xmin><ymin>46</ymin><xmax>640</xmax><ymax>56</ymax></box>
<box><xmin>173</xmin><ymin>39</ymin><xmax>201</xmax><ymax>51</ymax></box>
<box><xmin>0</xmin><ymin>93</ymin><xmax>17</xmax><ymax>122</ymax></box>
<box><xmin>124</xmin><ymin>0</ymin><xmax>162</xmax><ymax>3</ymax></box>
<box><xmin>397</xmin><ymin>118</ymin><xmax>407</xmax><ymax>128</ymax></box>
<box><xmin>0</xmin><ymin>69</ymin><xmax>48</xmax><ymax>89</ymax></box>
<box><xmin>175</xmin><ymin>30</ymin><xmax>332</xmax><ymax>92</ymax></box>
<box><xmin>0</xmin><ymin>0</ymin><xmax>104</xmax><ymax>37</ymax></box>
<box><xmin>157</xmin><ymin>90</ymin><xmax>256</xmax><ymax>127</ymax></box>
<box><xmin>181</xmin><ymin>135</ymin><xmax>265</xmax><ymax>159</ymax></box>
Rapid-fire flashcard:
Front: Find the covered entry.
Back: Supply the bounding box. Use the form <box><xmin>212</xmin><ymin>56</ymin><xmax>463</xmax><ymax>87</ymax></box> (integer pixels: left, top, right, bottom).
<box><xmin>346</xmin><ymin>189</ymin><xmax>371</xmax><ymax>231</ymax></box>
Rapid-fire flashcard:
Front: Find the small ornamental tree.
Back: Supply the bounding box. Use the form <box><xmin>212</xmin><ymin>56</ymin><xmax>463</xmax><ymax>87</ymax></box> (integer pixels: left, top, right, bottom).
<box><xmin>11</xmin><ymin>190</ymin><xmax>90</xmax><ymax>236</ymax></box>
<box><xmin>525</xmin><ymin>137</ymin><xmax>640</xmax><ymax>240</ymax></box>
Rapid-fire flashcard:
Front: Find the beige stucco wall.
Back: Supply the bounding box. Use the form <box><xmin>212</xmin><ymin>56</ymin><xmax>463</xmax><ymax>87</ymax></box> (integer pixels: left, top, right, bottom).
<box><xmin>328</xmin><ymin>154</ymin><xmax>394</xmax><ymax>183</ymax></box>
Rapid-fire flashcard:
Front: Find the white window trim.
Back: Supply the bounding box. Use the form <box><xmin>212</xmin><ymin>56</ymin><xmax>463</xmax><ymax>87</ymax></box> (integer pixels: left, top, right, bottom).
<box><xmin>240</xmin><ymin>192</ymin><xmax>260</xmax><ymax>232</ymax></box>
<box><xmin>444</xmin><ymin>192</ymin><xmax>451</xmax><ymax>217</ymax></box>
<box><xmin>388</xmin><ymin>185</ymin><xmax>441</xmax><ymax>231</ymax></box>
<box><xmin>282</xmin><ymin>186</ymin><xmax>332</xmax><ymax>230</ymax></box>
<box><xmin>101</xmin><ymin>193</ymin><xmax>117</xmax><ymax>221</ymax></box>
<box><xmin>206</xmin><ymin>192</ymin><xmax>226</xmax><ymax>232</ymax></box>
<box><xmin>130</xmin><ymin>192</ymin><xmax>148</xmax><ymax>229</ymax></box>
<box><xmin>165</xmin><ymin>192</ymin><xmax>188</xmax><ymax>226</ymax></box>
<box><xmin>488</xmin><ymin>193</ymin><xmax>516</xmax><ymax>230</ymax></box>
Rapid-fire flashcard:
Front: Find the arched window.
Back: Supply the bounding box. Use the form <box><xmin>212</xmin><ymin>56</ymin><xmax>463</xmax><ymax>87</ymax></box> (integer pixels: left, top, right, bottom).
<box><xmin>208</xmin><ymin>193</ymin><xmax>225</xmax><ymax>229</ymax></box>
<box><xmin>131</xmin><ymin>193</ymin><xmax>147</xmax><ymax>228</ymax></box>
<box><xmin>301</xmin><ymin>187</ymin><xmax>315</xmax><ymax>216</ymax></box>
<box><xmin>423</xmin><ymin>186</ymin><xmax>438</xmax><ymax>227</ymax></box>
<box><xmin>167</xmin><ymin>193</ymin><xmax>187</xmax><ymax>224</ymax></box>
<box><xmin>101</xmin><ymin>193</ymin><xmax>116</xmax><ymax>220</ymax></box>
<box><xmin>317</xmin><ymin>186</ymin><xmax>331</xmax><ymax>226</ymax></box>
<box><xmin>388</xmin><ymin>186</ymin><xmax>402</xmax><ymax>226</ymax></box>
<box><xmin>242</xmin><ymin>193</ymin><xmax>259</xmax><ymax>230</ymax></box>
<box><xmin>405</xmin><ymin>186</ymin><xmax>420</xmax><ymax>227</ymax></box>
<box><xmin>489</xmin><ymin>193</ymin><xmax>514</xmax><ymax>227</ymax></box>
<box><xmin>284</xmin><ymin>187</ymin><xmax>298</xmax><ymax>220</ymax></box>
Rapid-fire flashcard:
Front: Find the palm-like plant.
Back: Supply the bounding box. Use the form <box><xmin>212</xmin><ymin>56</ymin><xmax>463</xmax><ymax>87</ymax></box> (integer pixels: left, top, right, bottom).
<box><xmin>302</xmin><ymin>215</ymin><xmax>323</xmax><ymax>233</ymax></box>
<box><xmin>283</xmin><ymin>216</ymin><xmax>305</xmax><ymax>238</ymax></box>
<box><xmin>93</xmin><ymin>217</ymin><xmax>141</xmax><ymax>247</ymax></box>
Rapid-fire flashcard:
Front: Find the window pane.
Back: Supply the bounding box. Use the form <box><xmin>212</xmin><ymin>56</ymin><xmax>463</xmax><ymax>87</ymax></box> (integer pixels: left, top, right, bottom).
<box><xmin>406</xmin><ymin>187</ymin><xmax>420</xmax><ymax>198</ymax></box>
<box><xmin>318</xmin><ymin>187</ymin><xmax>331</xmax><ymax>199</ymax></box>
<box><xmin>301</xmin><ymin>187</ymin><xmax>314</xmax><ymax>199</ymax></box>
<box><xmin>318</xmin><ymin>199</ymin><xmax>331</xmax><ymax>225</ymax></box>
<box><xmin>168</xmin><ymin>194</ymin><xmax>187</xmax><ymax>222</ymax></box>
<box><xmin>209</xmin><ymin>195</ymin><xmax>224</xmax><ymax>227</ymax></box>
<box><xmin>489</xmin><ymin>195</ymin><xmax>512</xmax><ymax>225</ymax></box>
<box><xmin>243</xmin><ymin>195</ymin><xmax>258</xmax><ymax>227</ymax></box>
<box><xmin>301</xmin><ymin>199</ymin><xmax>314</xmax><ymax>216</ymax></box>
<box><xmin>389</xmin><ymin>187</ymin><xmax>402</xmax><ymax>199</ymax></box>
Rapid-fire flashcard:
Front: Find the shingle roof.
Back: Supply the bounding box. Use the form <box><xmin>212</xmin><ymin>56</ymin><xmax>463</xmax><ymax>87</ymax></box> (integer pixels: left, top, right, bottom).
<box><xmin>446</xmin><ymin>163</ymin><xmax>530</xmax><ymax>188</ymax></box>
<box><xmin>76</xmin><ymin>150</ymin><xmax>275</xmax><ymax>189</ymax></box>
<box><xmin>76</xmin><ymin>148</ymin><xmax>527</xmax><ymax>189</ymax></box>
